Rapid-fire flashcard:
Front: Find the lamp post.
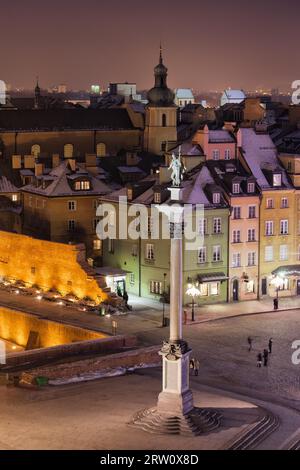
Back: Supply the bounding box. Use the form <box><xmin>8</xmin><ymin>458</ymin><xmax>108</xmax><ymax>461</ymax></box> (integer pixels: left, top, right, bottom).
<box><xmin>186</xmin><ymin>284</ymin><xmax>201</xmax><ymax>322</ymax></box>
<box><xmin>271</xmin><ymin>274</ymin><xmax>282</xmax><ymax>309</ymax></box>
<box><xmin>162</xmin><ymin>272</ymin><xmax>167</xmax><ymax>327</ymax></box>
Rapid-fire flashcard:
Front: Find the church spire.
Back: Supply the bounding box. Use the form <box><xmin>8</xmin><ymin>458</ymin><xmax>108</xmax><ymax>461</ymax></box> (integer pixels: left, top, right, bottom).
<box><xmin>34</xmin><ymin>76</ymin><xmax>41</xmax><ymax>109</ymax></box>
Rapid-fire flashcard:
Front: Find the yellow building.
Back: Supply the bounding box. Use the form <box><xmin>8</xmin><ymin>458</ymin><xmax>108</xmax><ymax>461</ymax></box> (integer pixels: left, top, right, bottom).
<box><xmin>21</xmin><ymin>158</ymin><xmax>111</xmax><ymax>259</ymax></box>
<box><xmin>239</xmin><ymin>128</ymin><xmax>298</xmax><ymax>298</ymax></box>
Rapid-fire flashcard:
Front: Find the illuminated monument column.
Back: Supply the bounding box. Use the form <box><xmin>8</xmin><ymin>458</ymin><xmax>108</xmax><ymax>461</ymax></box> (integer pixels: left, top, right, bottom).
<box><xmin>157</xmin><ymin>186</ymin><xmax>194</xmax><ymax>416</ymax></box>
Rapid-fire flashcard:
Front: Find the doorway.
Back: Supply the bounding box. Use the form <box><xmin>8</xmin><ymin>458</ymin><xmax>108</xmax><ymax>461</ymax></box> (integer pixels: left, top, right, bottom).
<box><xmin>232</xmin><ymin>279</ymin><xmax>239</xmax><ymax>302</ymax></box>
<box><xmin>297</xmin><ymin>280</ymin><xmax>300</xmax><ymax>296</ymax></box>
<box><xmin>261</xmin><ymin>278</ymin><xmax>267</xmax><ymax>296</ymax></box>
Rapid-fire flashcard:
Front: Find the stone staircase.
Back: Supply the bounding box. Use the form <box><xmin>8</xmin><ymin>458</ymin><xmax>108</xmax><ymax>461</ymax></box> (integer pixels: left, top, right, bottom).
<box><xmin>129</xmin><ymin>407</ymin><xmax>221</xmax><ymax>436</ymax></box>
<box><xmin>225</xmin><ymin>409</ymin><xmax>280</xmax><ymax>450</ymax></box>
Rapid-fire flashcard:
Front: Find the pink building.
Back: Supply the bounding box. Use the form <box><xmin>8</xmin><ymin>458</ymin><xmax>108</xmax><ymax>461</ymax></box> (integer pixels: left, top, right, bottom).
<box><xmin>193</xmin><ymin>125</ymin><xmax>236</xmax><ymax>161</ymax></box>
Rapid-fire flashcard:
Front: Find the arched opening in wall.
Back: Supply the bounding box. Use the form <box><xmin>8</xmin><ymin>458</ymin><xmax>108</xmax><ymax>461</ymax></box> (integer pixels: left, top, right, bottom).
<box><xmin>31</xmin><ymin>144</ymin><xmax>41</xmax><ymax>158</ymax></box>
<box><xmin>162</xmin><ymin>114</ymin><xmax>167</xmax><ymax>127</ymax></box>
<box><xmin>96</xmin><ymin>142</ymin><xmax>106</xmax><ymax>157</ymax></box>
<box><xmin>64</xmin><ymin>144</ymin><xmax>74</xmax><ymax>158</ymax></box>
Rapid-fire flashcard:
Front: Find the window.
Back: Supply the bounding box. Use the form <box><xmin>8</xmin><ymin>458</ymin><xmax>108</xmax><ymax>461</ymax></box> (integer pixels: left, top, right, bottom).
<box><xmin>281</xmin><ymin>197</ymin><xmax>288</xmax><ymax>208</ymax></box>
<box><xmin>248</xmin><ymin>229</ymin><xmax>256</xmax><ymax>242</ymax></box>
<box><xmin>129</xmin><ymin>273</ymin><xmax>135</xmax><ymax>286</ymax></box>
<box><xmin>199</xmin><ymin>283</ymin><xmax>208</xmax><ymax>296</ymax></box>
<box><xmin>280</xmin><ymin>244</ymin><xmax>288</xmax><ymax>261</ymax></box>
<box><xmin>93</xmin><ymin>218</ymin><xmax>99</xmax><ymax>230</ymax></box>
<box><xmin>198</xmin><ymin>247</ymin><xmax>207</xmax><ymax>264</ymax></box>
<box><xmin>248</xmin><ymin>252</ymin><xmax>256</xmax><ymax>266</ymax></box>
<box><xmin>232</xmin><ymin>253</ymin><xmax>241</xmax><ymax>268</ymax></box>
<box><xmin>198</xmin><ymin>218</ymin><xmax>207</xmax><ymax>236</ymax></box>
<box><xmin>162</xmin><ymin>114</ymin><xmax>167</xmax><ymax>127</ymax></box>
<box><xmin>233</xmin><ymin>207</ymin><xmax>241</xmax><ymax>219</ymax></box>
<box><xmin>213</xmin><ymin>245</ymin><xmax>221</xmax><ymax>262</ymax></box>
<box><xmin>232</xmin><ymin>230</ymin><xmax>241</xmax><ymax>243</ymax></box>
<box><xmin>154</xmin><ymin>192</ymin><xmax>161</xmax><ymax>204</ymax></box>
<box><xmin>213</xmin><ymin>217</ymin><xmax>222</xmax><ymax>234</ymax></box>
<box><xmin>148</xmin><ymin>216</ymin><xmax>153</xmax><ymax>234</ymax></box>
<box><xmin>68</xmin><ymin>200</ymin><xmax>77</xmax><ymax>211</ymax></box>
<box><xmin>265</xmin><ymin>221</ymin><xmax>274</xmax><ymax>236</ymax></box>
<box><xmin>248</xmin><ymin>206</ymin><xmax>256</xmax><ymax>219</ymax></box>
<box><xmin>224</xmin><ymin>149</ymin><xmax>231</xmax><ymax>160</ymax></box>
<box><xmin>247</xmin><ymin>182</ymin><xmax>255</xmax><ymax>193</ymax></box>
<box><xmin>266</xmin><ymin>198</ymin><xmax>274</xmax><ymax>209</ymax></box>
<box><xmin>150</xmin><ymin>280</ymin><xmax>162</xmax><ymax>294</ymax></box>
<box><xmin>232</xmin><ymin>183</ymin><xmax>240</xmax><ymax>194</ymax></box>
<box><xmin>277</xmin><ymin>278</ymin><xmax>289</xmax><ymax>291</ymax></box>
<box><xmin>245</xmin><ymin>280</ymin><xmax>255</xmax><ymax>293</ymax></box>
<box><xmin>280</xmin><ymin>219</ymin><xmax>289</xmax><ymax>235</ymax></box>
<box><xmin>93</xmin><ymin>239</ymin><xmax>102</xmax><ymax>251</ymax></box>
<box><xmin>265</xmin><ymin>246</ymin><xmax>274</xmax><ymax>262</ymax></box>
<box><xmin>64</xmin><ymin>144</ymin><xmax>74</xmax><ymax>158</ymax></box>
<box><xmin>210</xmin><ymin>282</ymin><xmax>219</xmax><ymax>296</ymax></box>
<box><xmin>146</xmin><ymin>243</ymin><xmax>154</xmax><ymax>260</ymax></box>
<box><xmin>96</xmin><ymin>143</ymin><xmax>106</xmax><ymax>157</ymax></box>
<box><xmin>212</xmin><ymin>149</ymin><xmax>220</xmax><ymax>161</ymax></box>
<box><xmin>75</xmin><ymin>180</ymin><xmax>90</xmax><ymax>191</ymax></box>
<box><xmin>161</xmin><ymin>142</ymin><xmax>167</xmax><ymax>152</ymax></box>
<box><xmin>29</xmin><ymin>196</ymin><xmax>33</xmax><ymax>207</ymax></box>
<box><xmin>12</xmin><ymin>194</ymin><xmax>18</xmax><ymax>202</ymax></box>
<box><xmin>36</xmin><ymin>199</ymin><xmax>40</xmax><ymax>209</ymax></box>
<box><xmin>132</xmin><ymin>244</ymin><xmax>138</xmax><ymax>257</ymax></box>
<box><xmin>213</xmin><ymin>192</ymin><xmax>220</xmax><ymax>204</ymax></box>
<box><xmin>68</xmin><ymin>219</ymin><xmax>76</xmax><ymax>232</ymax></box>
<box><xmin>287</xmin><ymin>161</ymin><xmax>292</xmax><ymax>172</ymax></box>
<box><xmin>108</xmin><ymin>238</ymin><xmax>114</xmax><ymax>253</ymax></box>
<box><xmin>273</xmin><ymin>173</ymin><xmax>282</xmax><ymax>187</ymax></box>
<box><xmin>31</xmin><ymin>144</ymin><xmax>41</xmax><ymax>157</ymax></box>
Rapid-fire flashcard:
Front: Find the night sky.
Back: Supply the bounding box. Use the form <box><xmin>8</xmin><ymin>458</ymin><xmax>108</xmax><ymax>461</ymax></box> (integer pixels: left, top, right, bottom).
<box><xmin>1</xmin><ymin>0</ymin><xmax>299</xmax><ymax>91</ymax></box>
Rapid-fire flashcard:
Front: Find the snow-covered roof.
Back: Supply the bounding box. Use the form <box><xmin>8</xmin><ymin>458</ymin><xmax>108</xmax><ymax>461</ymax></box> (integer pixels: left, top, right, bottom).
<box><xmin>209</xmin><ymin>130</ymin><xmax>235</xmax><ymax>143</ymax></box>
<box><xmin>172</xmin><ymin>142</ymin><xmax>204</xmax><ymax>157</ymax></box>
<box><xmin>240</xmin><ymin>128</ymin><xmax>291</xmax><ymax>189</ymax></box>
<box><xmin>223</xmin><ymin>89</ymin><xmax>246</xmax><ymax>101</ymax></box>
<box><xmin>175</xmin><ymin>88</ymin><xmax>194</xmax><ymax>99</ymax></box>
<box><xmin>22</xmin><ymin>160</ymin><xmax>111</xmax><ymax>197</ymax></box>
<box><xmin>0</xmin><ymin>176</ymin><xmax>18</xmax><ymax>193</ymax></box>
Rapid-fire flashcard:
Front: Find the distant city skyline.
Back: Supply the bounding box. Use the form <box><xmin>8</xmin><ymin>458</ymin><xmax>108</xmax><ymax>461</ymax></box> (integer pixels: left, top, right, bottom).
<box><xmin>1</xmin><ymin>0</ymin><xmax>299</xmax><ymax>92</ymax></box>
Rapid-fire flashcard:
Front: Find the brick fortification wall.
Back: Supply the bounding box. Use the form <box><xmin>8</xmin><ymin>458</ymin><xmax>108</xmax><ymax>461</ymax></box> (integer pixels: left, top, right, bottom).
<box><xmin>0</xmin><ymin>231</ymin><xmax>107</xmax><ymax>303</ymax></box>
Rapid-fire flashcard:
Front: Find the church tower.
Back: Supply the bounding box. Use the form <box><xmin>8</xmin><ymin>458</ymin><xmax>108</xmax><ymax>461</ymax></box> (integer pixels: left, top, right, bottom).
<box><xmin>34</xmin><ymin>78</ymin><xmax>41</xmax><ymax>109</ymax></box>
<box><xmin>144</xmin><ymin>47</ymin><xmax>177</xmax><ymax>154</ymax></box>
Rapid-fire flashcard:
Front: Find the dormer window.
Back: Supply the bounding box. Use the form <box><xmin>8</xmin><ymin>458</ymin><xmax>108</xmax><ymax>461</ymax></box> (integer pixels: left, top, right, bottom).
<box><xmin>75</xmin><ymin>180</ymin><xmax>90</xmax><ymax>191</ymax></box>
<box><xmin>213</xmin><ymin>192</ymin><xmax>221</xmax><ymax>204</ymax></box>
<box><xmin>232</xmin><ymin>183</ymin><xmax>240</xmax><ymax>194</ymax></box>
<box><xmin>154</xmin><ymin>192</ymin><xmax>161</xmax><ymax>204</ymax></box>
<box><xmin>224</xmin><ymin>149</ymin><xmax>231</xmax><ymax>160</ymax></box>
<box><xmin>273</xmin><ymin>173</ymin><xmax>282</xmax><ymax>187</ymax></box>
<box><xmin>247</xmin><ymin>182</ymin><xmax>255</xmax><ymax>193</ymax></box>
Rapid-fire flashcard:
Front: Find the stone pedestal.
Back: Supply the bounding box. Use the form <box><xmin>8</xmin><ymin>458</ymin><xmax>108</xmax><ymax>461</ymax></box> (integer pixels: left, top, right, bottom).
<box><xmin>157</xmin><ymin>341</ymin><xmax>193</xmax><ymax>415</ymax></box>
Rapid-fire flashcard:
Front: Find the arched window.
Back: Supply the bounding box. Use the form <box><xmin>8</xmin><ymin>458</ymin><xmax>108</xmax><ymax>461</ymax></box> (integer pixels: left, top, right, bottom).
<box><xmin>96</xmin><ymin>142</ymin><xmax>106</xmax><ymax>157</ymax></box>
<box><xmin>162</xmin><ymin>114</ymin><xmax>167</xmax><ymax>127</ymax></box>
<box><xmin>31</xmin><ymin>144</ymin><xmax>41</xmax><ymax>157</ymax></box>
<box><xmin>64</xmin><ymin>144</ymin><xmax>74</xmax><ymax>158</ymax></box>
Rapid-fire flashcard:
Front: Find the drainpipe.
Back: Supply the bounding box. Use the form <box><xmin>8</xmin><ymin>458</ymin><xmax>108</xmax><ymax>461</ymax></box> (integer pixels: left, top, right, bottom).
<box><xmin>257</xmin><ymin>194</ymin><xmax>262</xmax><ymax>300</ymax></box>
<box><xmin>138</xmin><ymin>236</ymin><xmax>142</xmax><ymax>297</ymax></box>
<box><xmin>227</xmin><ymin>207</ymin><xmax>232</xmax><ymax>303</ymax></box>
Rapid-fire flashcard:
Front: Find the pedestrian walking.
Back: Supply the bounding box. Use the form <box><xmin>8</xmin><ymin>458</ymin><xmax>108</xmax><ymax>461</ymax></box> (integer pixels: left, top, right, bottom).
<box><xmin>257</xmin><ymin>352</ymin><xmax>262</xmax><ymax>368</ymax></box>
<box><xmin>189</xmin><ymin>358</ymin><xmax>195</xmax><ymax>375</ymax></box>
<box><xmin>194</xmin><ymin>359</ymin><xmax>200</xmax><ymax>376</ymax></box>
<box><xmin>273</xmin><ymin>298</ymin><xmax>278</xmax><ymax>310</ymax></box>
<box><xmin>268</xmin><ymin>338</ymin><xmax>273</xmax><ymax>354</ymax></box>
<box><xmin>263</xmin><ymin>349</ymin><xmax>269</xmax><ymax>367</ymax></box>
<box><xmin>247</xmin><ymin>336</ymin><xmax>253</xmax><ymax>352</ymax></box>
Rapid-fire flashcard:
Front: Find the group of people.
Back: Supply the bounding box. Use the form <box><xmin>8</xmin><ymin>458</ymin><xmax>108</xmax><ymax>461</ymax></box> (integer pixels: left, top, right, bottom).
<box><xmin>189</xmin><ymin>358</ymin><xmax>200</xmax><ymax>376</ymax></box>
<box><xmin>247</xmin><ymin>336</ymin><xmax>273</xmax><ymax>368</ymax></box>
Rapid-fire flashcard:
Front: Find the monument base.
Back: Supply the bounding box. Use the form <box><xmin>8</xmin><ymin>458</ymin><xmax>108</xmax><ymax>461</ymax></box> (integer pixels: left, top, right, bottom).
<box><xmin>129</xmin><ymin>406</ymin><xmax>221</xmax><ymax>436</ymax></box>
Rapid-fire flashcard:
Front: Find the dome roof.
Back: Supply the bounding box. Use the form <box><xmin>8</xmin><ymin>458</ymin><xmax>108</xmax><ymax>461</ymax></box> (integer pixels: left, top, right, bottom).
<box><xmin>147</xmin><ymin>86</ymin><xmax>175</xmax><ymax>107</ymax></box>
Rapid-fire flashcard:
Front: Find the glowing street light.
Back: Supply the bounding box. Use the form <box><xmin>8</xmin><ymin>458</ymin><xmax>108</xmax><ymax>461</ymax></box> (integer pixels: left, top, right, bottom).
<box><xmin>186</xmin><ymin>284</ymin><xmax>201</xmax><ymax>322</ymax></box>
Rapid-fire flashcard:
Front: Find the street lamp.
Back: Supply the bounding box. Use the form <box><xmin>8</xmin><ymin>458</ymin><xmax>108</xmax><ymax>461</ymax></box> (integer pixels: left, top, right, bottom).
<box><xmin>186</xmin><ymin>284</ymin><xmax>201</xmax><ymax>322</ymax></box>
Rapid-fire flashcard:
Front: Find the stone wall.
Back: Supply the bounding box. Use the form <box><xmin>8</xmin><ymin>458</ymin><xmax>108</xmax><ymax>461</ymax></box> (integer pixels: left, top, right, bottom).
<box><xmin>0</xmin><ymin>305</ymin><xmax>106</xmax><ymax>348</ymax></box>
<box><xmin>0</xmin><ymin>230</ymin><xmax>107</xmax><ymax>303</ymax></box>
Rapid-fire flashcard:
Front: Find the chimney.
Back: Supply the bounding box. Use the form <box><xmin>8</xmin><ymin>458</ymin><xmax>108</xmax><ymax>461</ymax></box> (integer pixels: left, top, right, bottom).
<box><xmin>68</xmin><ymin>159</ymin><xmax>76</xmax><ymax>171</ymax></box>
<box><xmin>24</xmin><ymin>155</ymin><xmax>35</xmax><ymax>169</ymax></box>
<box><xmin>52</xmin><ymin>154</ymin><xmax>60</xmax><ymax>168</ymax></box>
<box><xmin>159</xmin><ymin>165</ymin><xmax>171</xmax><ymax>184</ymax></box>
<box><xmin>85</xmin><ymin>153</ymin><xmax>97</xmax><ymax>167</ymax></box>
<box><xmin>12</xmin><ymin>155</ymin><xmax>22</xmax><ymax>169</ymax></box>
<box><xmin>35</xmin><ymin>162</ymin><xmax>44</xmax><ymax>177</ymax></box>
